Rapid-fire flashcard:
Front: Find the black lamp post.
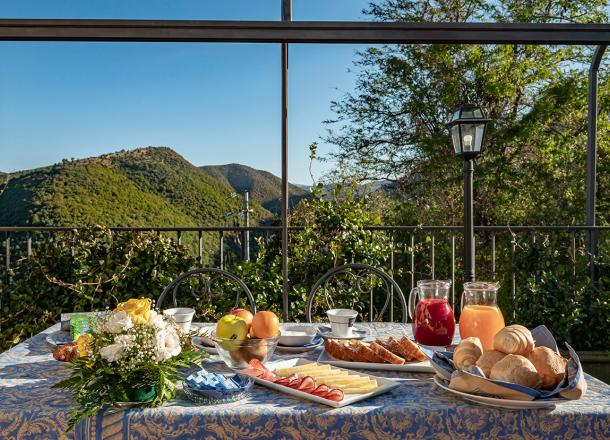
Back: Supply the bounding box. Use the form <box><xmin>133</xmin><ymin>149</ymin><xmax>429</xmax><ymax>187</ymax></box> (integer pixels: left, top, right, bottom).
<box><xmin>446</xmin><ymin>103</ymin><xmax>491</xmax><ymax>283</ymax></box>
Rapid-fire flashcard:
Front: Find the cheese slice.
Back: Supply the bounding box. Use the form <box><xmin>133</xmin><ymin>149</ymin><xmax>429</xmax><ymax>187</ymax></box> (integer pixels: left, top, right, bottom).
<box><xmin>276</xmin><ymin>364</ymin><xmax>330</xmax><ymax>375</ymax></box>
<box><xmin>341</xmin><ymin>384</ymin><xmax>381</xmax><ymax>394</ymax></box>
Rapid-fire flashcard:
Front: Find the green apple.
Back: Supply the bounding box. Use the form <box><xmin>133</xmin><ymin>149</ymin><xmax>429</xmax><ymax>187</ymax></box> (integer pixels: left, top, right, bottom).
<box><xmin>216</xmin><ymin>315</ymin><xmax>248</xmax><ymax>341</ymax></box>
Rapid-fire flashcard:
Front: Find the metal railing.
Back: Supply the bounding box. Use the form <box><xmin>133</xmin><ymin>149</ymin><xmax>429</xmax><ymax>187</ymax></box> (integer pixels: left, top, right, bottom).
<box><xmin>1</xmin><ymin>224</ymin><xmax>608</xmax><ymax>316</ymax></box>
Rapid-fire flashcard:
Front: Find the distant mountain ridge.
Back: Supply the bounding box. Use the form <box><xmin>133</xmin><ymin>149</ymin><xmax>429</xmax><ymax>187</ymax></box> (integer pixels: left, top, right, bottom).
<box><xmin>0</xmin><ymin>147</ymin><xmax>274</xmax><ymax>230</ymax></box>
<box><xmin>200</xmin><ymin>163</ymin><xmax>308</xmax><ymax>214</ymax></box>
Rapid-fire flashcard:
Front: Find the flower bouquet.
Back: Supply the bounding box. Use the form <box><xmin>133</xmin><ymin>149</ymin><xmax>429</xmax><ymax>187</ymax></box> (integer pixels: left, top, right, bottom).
<box><xmin>55</xmin><ymin>298</ymin><xmax>206</xmax><ymax>429</ymax></box>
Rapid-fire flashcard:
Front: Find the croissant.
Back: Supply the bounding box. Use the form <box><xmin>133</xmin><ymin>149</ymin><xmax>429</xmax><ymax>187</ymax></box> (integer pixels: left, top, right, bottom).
<box><xmin>493</xmin><ymin>325</ymin><xmax>534</xmax><ymax>356</ymax></box>
<box><xmin>453</xmin><ymin>337</ymin><xmax>483</xmax><ymax>369</ymax></box>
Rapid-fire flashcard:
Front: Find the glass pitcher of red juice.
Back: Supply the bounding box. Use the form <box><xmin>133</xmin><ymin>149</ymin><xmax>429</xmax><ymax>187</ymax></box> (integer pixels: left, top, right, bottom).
<box><xmin>409</xmin><ymin>280</ymin><xmax>455</xmax><ymax>346</ymax></box>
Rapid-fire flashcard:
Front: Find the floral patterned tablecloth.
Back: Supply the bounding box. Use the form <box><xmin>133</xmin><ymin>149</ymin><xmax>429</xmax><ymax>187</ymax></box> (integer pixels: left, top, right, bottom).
<box><xmin>1</xmin><ymin>322</ymin><xmax>609</xmax><ymax>440</ymax></box>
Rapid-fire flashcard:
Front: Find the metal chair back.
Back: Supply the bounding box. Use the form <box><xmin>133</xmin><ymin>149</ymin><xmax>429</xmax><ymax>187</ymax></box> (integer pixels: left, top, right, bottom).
<box><xmin>305</xmin><ymin>263</ymin><xmax>407</xmax><ymax>323</ymax></box>
<box><xmin>156</xmin><ymin>268</ymin><xmax>256</xmax><ymax>317</ymax></box>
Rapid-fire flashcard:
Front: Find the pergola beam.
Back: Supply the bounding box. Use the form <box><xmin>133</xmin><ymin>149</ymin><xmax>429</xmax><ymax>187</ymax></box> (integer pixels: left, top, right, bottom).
<box><xmin>0</xmin><ymin>20</ymin><xmax>609</xmax><ymax>44</ymax></box>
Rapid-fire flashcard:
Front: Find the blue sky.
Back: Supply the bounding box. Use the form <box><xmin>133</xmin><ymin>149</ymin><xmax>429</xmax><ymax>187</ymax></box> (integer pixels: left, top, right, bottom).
<box><xmin>0</xmin><ymin>1</ymin><xmax>372</xmax><ymax>184</ymax></box>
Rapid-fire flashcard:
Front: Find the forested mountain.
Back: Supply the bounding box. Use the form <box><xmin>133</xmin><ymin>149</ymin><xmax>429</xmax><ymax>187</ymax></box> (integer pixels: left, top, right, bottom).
<box><xmin>200</xmin><ymin>163</ymin><xmax>308</xmax><ymax>214</ymax></box>
<box><xmin>0</xmin><ymin>147</ymin><xmax>272</xmax><ymax>228</ymax></box>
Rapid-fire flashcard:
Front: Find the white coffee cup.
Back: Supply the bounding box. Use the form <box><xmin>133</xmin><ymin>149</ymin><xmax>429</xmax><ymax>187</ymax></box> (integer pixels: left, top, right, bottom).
<box><xmin>327</xmin><ymin>309</ymin><xmax>358</xmax><ymax>337</ymax></box>
<box><xmin>163</xmin><ymin>307</ymin><xmax>195</xmax><ymax>332</ymax></box>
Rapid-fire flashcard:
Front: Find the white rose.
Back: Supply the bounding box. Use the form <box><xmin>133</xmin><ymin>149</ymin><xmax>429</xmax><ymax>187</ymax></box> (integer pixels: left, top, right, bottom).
<box><xmin>99</xmin><ymin>343</ymin><xmax>124</xmax><ymax>362</ymax></box>
<box><xmin>155</xmin><ymin>327</ymin><xmax>182</xmax><ymax>362</ymax></box>
<box><xmin>104</xmin><ymin>311</ymin><xmax>133</xmax><ymax>334</ymax></box>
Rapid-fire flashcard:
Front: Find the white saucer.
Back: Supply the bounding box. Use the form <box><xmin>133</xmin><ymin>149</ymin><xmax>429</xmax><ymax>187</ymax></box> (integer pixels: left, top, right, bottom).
<box><xmin>192</xmin><ymin>336</ymin><xmax>218</xmax><ymax>355</ymax></box>
<box><xmin>276</xmin><ymin>336</ymin><xmax>324</xmax><ymax>352</ymax></box>
<box><xmin>316</xmin><ymin>325</ymin><xmax>369</xmax><ymax>340</ymax></box>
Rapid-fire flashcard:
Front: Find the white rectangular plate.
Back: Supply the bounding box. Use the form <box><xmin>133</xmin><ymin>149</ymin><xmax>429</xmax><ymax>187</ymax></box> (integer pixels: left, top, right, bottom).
<box><xmin>242</xmin><ymin>358</ymin><xmax>400</xmax><ymax>408</ymax></box>
<box><xmin>317</xmin><ymin>349</ymin><xmax>435</xmax><ymax>373</ymax></box>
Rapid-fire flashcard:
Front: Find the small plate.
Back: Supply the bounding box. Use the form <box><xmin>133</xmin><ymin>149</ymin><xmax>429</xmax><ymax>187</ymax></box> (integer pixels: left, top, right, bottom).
<box><xmin>192</xmin><ymin>336</ymin><xmax>218</xmax><ymax>355</ymax></box>
<box><xmin>317</xmin><ymin>325</ymin><xmax>369</xmax><ymax>340</ymax></box>
<box><xmin>276</xmin><ymin>335</ymin><xmax>324</xmax><ymax>353</ymax></box>
<box><xmin>45</xmin><ymin>330</ymin><xmax>73</xmax><ymax>347</ymax></box>
<box><xmin>433</xmin><ymin>376</ymin><xmax>566</xmax><ymax>409</ymax></box>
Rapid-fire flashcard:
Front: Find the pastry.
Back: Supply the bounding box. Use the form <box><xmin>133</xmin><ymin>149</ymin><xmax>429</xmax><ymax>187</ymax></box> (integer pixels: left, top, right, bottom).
<box><xmin>369</xmin><ymin>342</ymin><xmax>405</xmax><ymax>365</ymax></box>
<box><xmin>53</xmin><ymin>342</ymin><xmax>79</xmax><ymax>362</ymax></box>
<box><xmin>493</xmin><ymin>325</ymin><xmax>534</xmax><ymax>356</ymax></box>
<box><xmin>453</xmin><ymin>337</ymin><xmax>483</xmax><ymax>369</ymax></box>
<box><xmin>475</xmin><ymin>350</ymin><xmax>507</xmax><ymax>377</ymax></box>
<box><xmin>489</xmin><ymin>354</ymin><xmax>541</xmax><ymax>388</ymax></box>
<box><xmin>528</xmin><ymin>346</ymin><xmax>567</xmax><ymax>389</ymax></box>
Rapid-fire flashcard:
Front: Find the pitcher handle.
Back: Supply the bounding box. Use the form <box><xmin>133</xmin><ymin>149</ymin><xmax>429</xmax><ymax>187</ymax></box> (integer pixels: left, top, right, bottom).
<box><xmin>408</xmin><ymin>287</ymin><xmax>419</xmax><ymax>320</ymax></box>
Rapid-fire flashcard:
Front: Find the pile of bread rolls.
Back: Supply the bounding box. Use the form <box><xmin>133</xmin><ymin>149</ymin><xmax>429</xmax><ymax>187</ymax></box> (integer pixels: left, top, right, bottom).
<box><xmin>453</xmin><ymin>325</ymin><xmax>567</xmax><ymax>389</ymax></box>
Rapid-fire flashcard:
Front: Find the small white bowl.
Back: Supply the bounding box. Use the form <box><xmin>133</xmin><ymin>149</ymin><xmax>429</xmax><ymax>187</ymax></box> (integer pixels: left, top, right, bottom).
<box><xmin>163</xmin><ymin>307</ymin><xmax>195</xmax><ymax>332</ymax></box>
<box><xmin>278</xmin><ymin>325</ymin><xmax>317</xmax><ymax>346</ymax></box>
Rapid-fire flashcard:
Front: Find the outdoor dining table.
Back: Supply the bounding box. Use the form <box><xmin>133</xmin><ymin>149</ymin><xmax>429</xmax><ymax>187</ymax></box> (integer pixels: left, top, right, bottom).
<box><xmin>1</xmin><ymin>322</ymin><xmax>609</xmax><ymax>440</ymax></box>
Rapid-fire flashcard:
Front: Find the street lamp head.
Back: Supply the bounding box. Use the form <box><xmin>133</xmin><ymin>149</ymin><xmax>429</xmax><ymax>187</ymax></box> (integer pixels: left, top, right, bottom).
<box><xmin>446</xmin><ymin>103</ymin><xmax>491</xmax><ymax>159</ymax></box>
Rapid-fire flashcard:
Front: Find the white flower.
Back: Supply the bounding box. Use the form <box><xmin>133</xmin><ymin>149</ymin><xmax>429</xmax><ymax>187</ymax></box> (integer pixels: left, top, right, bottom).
<box><xmin>99</xmin><ymin>343</ymin><xmax>124</xmax><ymax>362</ymax></box>
<box><xmin>104</xmin><ymin>311</ymin><xmax>133</xmax><ymax>334</ymax></box>
<box><xmin>114</xmin><ymin>333</ymin><xmax>136</xmax><ymax>348</ymax></box>
<box><xmin>146</xmin><ymin>310</ymin><xmax>167</xmax><ymax>331</ymax></box>
<box><xmin>155</xmin><ymin>327</ymin><xmax>182</xmax><ymax>362</ymax></box>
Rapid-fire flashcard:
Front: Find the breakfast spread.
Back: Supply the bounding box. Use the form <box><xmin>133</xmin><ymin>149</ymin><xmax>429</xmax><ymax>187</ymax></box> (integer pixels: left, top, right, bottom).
<box><xmin>324</xmin><ymin>336</ymin><xmax>427</xmax><ymax>364</ymax></box>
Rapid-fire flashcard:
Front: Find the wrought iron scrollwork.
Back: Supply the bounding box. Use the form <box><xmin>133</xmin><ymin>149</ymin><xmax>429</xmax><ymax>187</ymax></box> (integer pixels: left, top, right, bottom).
<box><xmin>156</xmin><ymin>268</ymin><xmax>256</xmax><ymax>313</ymax></box>
<box><xmin>306</xmin><ymin>263</ymin><xmax>407</xmax><ymax>323</ymax></box>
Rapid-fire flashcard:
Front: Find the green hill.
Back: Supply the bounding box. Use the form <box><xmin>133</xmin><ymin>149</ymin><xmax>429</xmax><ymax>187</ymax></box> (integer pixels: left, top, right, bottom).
<box><xmin>200</xmin><ymin>163</ymin><xmax>308</xmax><ymax>214</ymax></box>
<box><xmin>0</xmin><ymin>147</ymin><xmax>272</xmax><ymax>263</ymax></box>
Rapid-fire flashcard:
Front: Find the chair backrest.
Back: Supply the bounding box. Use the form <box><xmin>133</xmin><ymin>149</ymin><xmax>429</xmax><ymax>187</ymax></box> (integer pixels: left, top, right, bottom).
<box><xmin>156</xmin><ymin>268</ymin><xmax>256</xmax><ymax>318</ymax></box>
<box><xmin>305</xmin><ymin>263</ymin><xmax>407</xmax><ymax>323</ymax></box>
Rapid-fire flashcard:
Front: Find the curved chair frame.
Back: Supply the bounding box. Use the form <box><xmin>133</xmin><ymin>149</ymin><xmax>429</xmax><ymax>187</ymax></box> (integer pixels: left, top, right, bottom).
<box><xmin>156</xmin><ymin>268</ymin><xmax>256</xmax><ymax>313</ymax></box>
<box><xmin>305</xmin><ymin>263</ymin><xmax>407</xmax><ymax>323</ymax></box>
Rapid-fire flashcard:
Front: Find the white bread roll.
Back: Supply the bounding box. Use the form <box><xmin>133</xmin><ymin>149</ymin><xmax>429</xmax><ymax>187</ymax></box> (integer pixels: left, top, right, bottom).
<box><xmin>490</xmin><ymin>354</ymin><xmax>541</xmax><ymax>388</ymax></box>
<box><xmin>475</xmin><ymin>350</ymin><xmax>507</xmax><ymax>377</ymax></box>
<box><xmin>454</xmin><ymin>337</ymin><xmax>483</xmax><ymax>369</ymax></box>
<box><xmin>528</xmin><ymin>346</ymin><xmax>567</xmax><ymax>389</ymax></box>
<box><xmin>493</xmin><ymin>325</ymin><xmax>534</xmax><ymax>356</ymax></box>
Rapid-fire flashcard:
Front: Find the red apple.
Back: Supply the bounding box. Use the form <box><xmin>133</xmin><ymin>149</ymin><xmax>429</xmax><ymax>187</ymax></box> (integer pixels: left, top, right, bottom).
<box><xmin>230</xmin><ymin>308</ymin><xmax>254</xmax><ymax>331</ymax></box>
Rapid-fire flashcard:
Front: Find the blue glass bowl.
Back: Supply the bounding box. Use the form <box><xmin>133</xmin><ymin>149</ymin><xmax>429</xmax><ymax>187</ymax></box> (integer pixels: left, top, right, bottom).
<box><xmin>182</xmin><ymin>374</ymin><xmax>254</xmax><ymax>405</ymax></box>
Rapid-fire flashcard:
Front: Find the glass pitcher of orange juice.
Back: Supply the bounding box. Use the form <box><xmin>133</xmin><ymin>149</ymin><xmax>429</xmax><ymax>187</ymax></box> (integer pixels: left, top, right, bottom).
<box><xmin>459</xmin><ymin>282</ymin><xmax>505</xmax><ymax>350</ymax></box>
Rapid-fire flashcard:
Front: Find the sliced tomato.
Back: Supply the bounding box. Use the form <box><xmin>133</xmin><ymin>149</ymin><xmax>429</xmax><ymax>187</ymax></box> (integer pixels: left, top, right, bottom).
<box><xmin>311</xmin><ymin>384</ymin><xmax>330</xmax><ymax>396</ymax></box>
<box><xmin>274</xmin><ymin>373</ymin><xmax>297</xmax><ymax>386</ymax></box>
<box><xmin>248</xmin><ymin>359</ymin><xmax>268</xmax><ymax>371</ymax></box>
<box><xmin>324</xmin><ymin>389</ymin><xmax>344</xmax><ymax>402</ymax></box>
<box><xmin>286</xmin><ymin>377</ymin><xmax>304</xmax><ymax>389</ymax></box>
<box><xmin>239</xmin><ymin>368</ymin><xmax>264</xmax><ymax>377</ymax></box>
<box><xmin>296</xmin><ymin>376</ymin><xmax>317</xmax><ymax>393</ymax></box>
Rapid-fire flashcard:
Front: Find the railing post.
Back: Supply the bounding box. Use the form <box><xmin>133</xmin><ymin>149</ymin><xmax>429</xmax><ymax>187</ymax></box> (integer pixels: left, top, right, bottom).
<box><xmin>219</xmin><ymin>231</ymin><xmax>224</xmax><ymax>270</ymax></box>
<box><xmin>586</xmin><ymin>44</ymin><xmax>606</xmax><ymax>285</ymax></box>
<box><xmin>198</xmin><ymin>230</ymin><xmax>203</xmax><ymax>267</ymax></box>
<box><xmin>242</xmin><ymin>191</ymin><xmax>250</xmax><ymax>261</ymax></box>
<box><xmin>280</xmin><ymin>0</ymin><xmax>292</xmax><ymax>321</ymax></box>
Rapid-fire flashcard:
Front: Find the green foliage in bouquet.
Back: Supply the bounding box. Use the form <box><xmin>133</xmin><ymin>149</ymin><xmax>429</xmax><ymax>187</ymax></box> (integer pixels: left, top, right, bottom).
<box><xmin>54</xmin><ymin>299</ymin><xmax>206</xmax><ymax>431</ymax></box>
<box><xmin>0</xmin><ymin>225</ymin><xmax>195</xmax><ymax>350</ymax></box>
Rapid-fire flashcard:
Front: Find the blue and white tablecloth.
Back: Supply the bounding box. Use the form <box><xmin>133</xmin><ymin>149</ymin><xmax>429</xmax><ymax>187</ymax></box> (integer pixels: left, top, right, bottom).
<box><xmin>1</xmin><ymin>323</ymin><xmax>609</xmax><ymax>439</ymax></box>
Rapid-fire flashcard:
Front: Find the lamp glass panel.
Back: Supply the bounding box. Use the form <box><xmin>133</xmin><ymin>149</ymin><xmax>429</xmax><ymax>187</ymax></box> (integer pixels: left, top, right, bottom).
<box><xmin>453</xmin><ymin>109</ymin><xmax>461</xmax><ymax>121</ymax></box>
<box><xmin>460</xmin><ymin>123</ymin><xmax>476</xmax><ymax>152</ymax></box>
<box><xmin>473</xmin><ymin>108</ymin><xmax>483</xmax><ymax>118</ymax></box>
<box><xmin>461</xmin><ymin>108</ymin><xmax>476</xmax><ymax>119</ymax></box>
<box><xmin>451</xmin><ymin>125</ymin><xmax>461</xmax><ymax>153</ymax></box>
<box><xmin>474</xmin><ymin>123</ymin><xmax>485</xmax><ymax>152</ymax></box>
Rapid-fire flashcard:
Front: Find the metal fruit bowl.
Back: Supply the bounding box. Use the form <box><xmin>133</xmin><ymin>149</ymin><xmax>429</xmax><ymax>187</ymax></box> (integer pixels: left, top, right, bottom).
<box><xmin>212</xmin><ymin>333</ymin><xmax>281</xmax><ymax>369</ymax></box>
